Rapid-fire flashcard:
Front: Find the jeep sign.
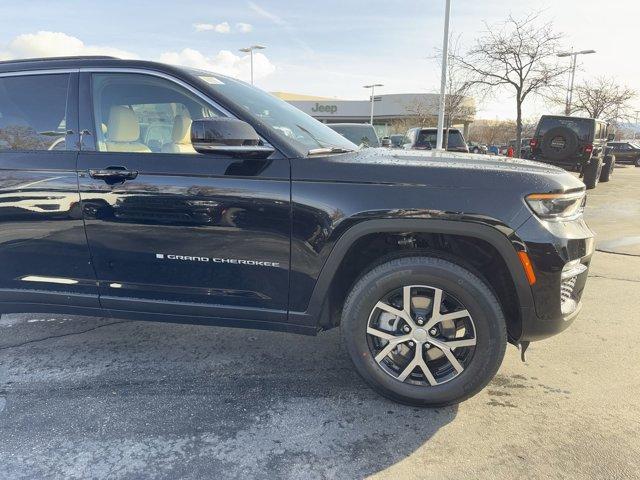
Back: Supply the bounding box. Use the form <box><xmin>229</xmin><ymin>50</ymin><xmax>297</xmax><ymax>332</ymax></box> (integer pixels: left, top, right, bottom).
<box><xmin>311</xmin><ymin>103</ymin><xmax>338</xmax><ymax>114</ymax></box>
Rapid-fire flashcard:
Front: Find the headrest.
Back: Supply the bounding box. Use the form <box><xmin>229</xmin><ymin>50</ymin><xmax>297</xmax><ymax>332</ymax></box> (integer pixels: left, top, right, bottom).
<box><xmin>107</xmin><ymin>106</ymin><xmax>140</xmax><ymax>142</ymax></box>
<box><xmin>172</xmin><ymin>115</ymin><xmax>192</xmax><ymax>144</ymax></box>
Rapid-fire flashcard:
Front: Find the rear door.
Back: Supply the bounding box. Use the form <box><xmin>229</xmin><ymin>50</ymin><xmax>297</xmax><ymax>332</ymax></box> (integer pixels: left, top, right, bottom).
<box><xmin>77</xmin><ymin>70</ymin><xmax>291</xmax><ymax>324</ymax></box>
<box><xmin>0</xmin><ymin>71</ymin><xmax>99</xmax><ymax>308</ymax></box>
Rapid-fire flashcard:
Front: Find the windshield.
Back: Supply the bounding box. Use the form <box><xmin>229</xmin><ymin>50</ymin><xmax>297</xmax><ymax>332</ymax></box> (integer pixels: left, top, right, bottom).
<box><xmin>191</xmin><ymin>71</ymin><xmax>356</xmax><ymax>154</ymax></box>
<box><xmin>415</xmin><ymin>129</ymin><xmax>465</xmax><ymax>149</ymax></box>
<box><xmin>328</xmin><ymin>124</ymin><xmax>380</xmax><ymax>147</ymax></box>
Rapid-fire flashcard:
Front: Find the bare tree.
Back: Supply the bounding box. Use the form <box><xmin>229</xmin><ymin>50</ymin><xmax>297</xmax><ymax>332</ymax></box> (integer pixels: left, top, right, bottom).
<box><xmin>454</xmin><ymin>13</ymin><xmax>569</xmax><ymax>157</ymax></box>
<box><xmin>403</xmin><ymin>100</ymin><xmax>437</xmax><ymax>128</ymax></box>
<box><xmin>468</xmin><ymin>119</ymin><xmax>516</xmax><ymax>146</ymax></box>
<box><xmin>570</xmin><ymin>76</ymin><xmax>636</xmax><ymax>121</ymax></box>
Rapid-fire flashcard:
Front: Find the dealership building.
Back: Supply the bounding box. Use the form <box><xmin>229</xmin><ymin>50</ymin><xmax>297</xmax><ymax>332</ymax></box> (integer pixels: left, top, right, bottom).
<box><xmin>272</xmin><ymin>92</ymin><xmax>476</xmax><ymax>138</ymax></box>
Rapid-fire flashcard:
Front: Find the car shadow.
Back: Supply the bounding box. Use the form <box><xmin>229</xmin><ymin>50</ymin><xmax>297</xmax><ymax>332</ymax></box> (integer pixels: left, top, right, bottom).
<box><xmin>0</xmin><ymin>315</ymin><xmax>458</xmax><ymax>479</ymax></box>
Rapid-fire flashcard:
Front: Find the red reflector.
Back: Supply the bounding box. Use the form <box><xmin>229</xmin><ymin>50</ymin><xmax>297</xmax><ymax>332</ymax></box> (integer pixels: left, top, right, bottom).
<box><xmin>517</xmin><ymin>251</ymin><xmax>537</xmax><ymax>285</ymax></box>
<box><xmin>529</xmin><ymin>138</ymin><xmax>538</xmax><ymax>148</ymax></box>
<box><xmin>584</xmin><ymin>144</ymin><xmax>593</xmax><ymax>154</ymax></box>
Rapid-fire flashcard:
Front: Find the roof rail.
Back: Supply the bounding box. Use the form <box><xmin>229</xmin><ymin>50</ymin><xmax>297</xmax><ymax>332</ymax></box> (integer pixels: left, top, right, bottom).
<box><xmin>0</xmin><ymin>55</ymin><xmax>118</xmax><ymax>65</ymax></box>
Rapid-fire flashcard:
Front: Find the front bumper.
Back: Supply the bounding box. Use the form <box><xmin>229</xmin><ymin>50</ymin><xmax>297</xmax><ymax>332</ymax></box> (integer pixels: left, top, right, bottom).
<box><xmin>515</xmin><ymin>215</ymin><xmax>595</xmax><ymax>341</ymax></box>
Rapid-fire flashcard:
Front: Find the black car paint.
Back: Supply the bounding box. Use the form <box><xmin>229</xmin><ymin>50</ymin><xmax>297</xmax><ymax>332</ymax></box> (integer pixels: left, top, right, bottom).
<box><xmin>608</xmin><ymin>142</ymin><xmax>640</xmax><ymax>165</ymax></box>
<box><xmin>0</xmin><ymin>57</ymin><xmax>595</xmax><ymax>342</ymax></box>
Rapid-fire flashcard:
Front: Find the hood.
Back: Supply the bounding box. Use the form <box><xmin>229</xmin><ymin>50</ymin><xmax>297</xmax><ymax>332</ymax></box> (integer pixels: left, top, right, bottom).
<box><xmin>300</xmin><ymin>147</ymin><xmax>584</xmax><ymax>194</ymax></box>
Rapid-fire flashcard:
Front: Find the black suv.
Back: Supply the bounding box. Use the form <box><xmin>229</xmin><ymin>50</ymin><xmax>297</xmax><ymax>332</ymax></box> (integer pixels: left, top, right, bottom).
<box><xmin>0</xmin><ymin>57</ymin><xmax>594</xmax><ymax>406</ymax></box>
<box><xmin>529</xmin><ymin>115</ymin><xmax>615</xmax><ymax>189</ymax></box>
<box><xmin>607</xmin><ymin>141</ymin><xmax>640</xmax><ymax>166</ymax></box>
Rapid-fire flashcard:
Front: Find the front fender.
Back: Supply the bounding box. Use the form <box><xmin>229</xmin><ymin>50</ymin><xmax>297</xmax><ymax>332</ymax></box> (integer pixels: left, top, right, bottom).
<box><xmin>288</xmin><ymin>218</ymin><xmax>536</xmax><ymax>335</ymax></box>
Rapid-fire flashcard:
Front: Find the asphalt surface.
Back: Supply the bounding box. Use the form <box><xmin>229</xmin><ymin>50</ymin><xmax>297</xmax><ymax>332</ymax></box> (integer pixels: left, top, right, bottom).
<box><xmin>1</xmin><ymin>166</ymin><xmax>639</xmax><ymax>480</ymax></box>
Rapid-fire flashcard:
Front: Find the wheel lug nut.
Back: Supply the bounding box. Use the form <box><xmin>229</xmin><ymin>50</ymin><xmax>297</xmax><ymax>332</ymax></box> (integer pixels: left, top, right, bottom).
<box><xmin>408</xmin><ymin>341</ymin><xmax>415</xmax><ymax>347</ymax></box>
<box><xmin>429</xmin><ymin>328</ymin><xmax>438</xmax><ymax>336</ymax></box>
<box><xmin>416</xmin><ymin>316</ymin><xmax>424</xmax><ymax>325</ymax></box>
<box><xmin>403</xmin><ymin>325</ymin><xmax>411</xmax><ymax>333</ymax></box>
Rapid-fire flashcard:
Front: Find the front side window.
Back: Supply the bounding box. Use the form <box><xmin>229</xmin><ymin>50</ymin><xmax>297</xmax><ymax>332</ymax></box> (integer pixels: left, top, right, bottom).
<box><xmin>91</xmin><ymin>73</ymin><xmax>223</xmax><ymax>154</ymax></box>
<box><xmin>0</xmin><ymin>74</ymin><xmax>70</xmax><ymax>151</ymax></box>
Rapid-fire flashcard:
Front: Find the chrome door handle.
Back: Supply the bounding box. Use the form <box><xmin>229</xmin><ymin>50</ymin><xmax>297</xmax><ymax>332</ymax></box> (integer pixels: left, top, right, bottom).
<box><xmin>89</xmin><ymin>166</ymin><xmax>138</xmax><ymax>183</ymax></box>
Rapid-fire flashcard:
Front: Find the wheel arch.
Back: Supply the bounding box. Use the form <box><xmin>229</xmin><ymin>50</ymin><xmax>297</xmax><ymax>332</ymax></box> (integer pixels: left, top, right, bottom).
<box><xmin>292</xmin><ymin>219</ymin><xmax>535</xmax><ymax>342</ymax></box>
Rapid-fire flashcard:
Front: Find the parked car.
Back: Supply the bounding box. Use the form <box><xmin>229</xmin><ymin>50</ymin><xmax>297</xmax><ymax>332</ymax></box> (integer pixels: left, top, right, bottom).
<box><xmin>509</xmin><ymin>138</ymin><xmax>532</xmax><ymax>158</ymax></box>
<box><xmin>0</xmin><ymin>56</ymin><xmax>594</xmax><ymax>407</ymax></box>
<box><xmin>607</xmin><ymin>141</ymin><xmax>640</xmax><ymax>166</ymax></box>
<box><xmin>487</xmin><ymin>145</ymin><xmax>500</xmax><ymax>155</ymax></box>
<box><xmin>327</xmin><ymin>123</ymin><xmax>380</xmax><ymax>148</ymax></box>
<box><xmin>529</xmin><ymin>115</ymin><xmax>615</xmax><ymax>189</ymax></box>
<box><xmin>403</xmin><ymin>127</ymin><xmax>470</xmax><ymax>153</ymax></box>
<box><xmin>468</xmin><ymin>142</ymin><xmax>488</xmax><ymax>154</ymax></box>
<box><xmin>380</xmin><ymin>137</ymin><xmax>392</xmax><ymax>147</ymax></box>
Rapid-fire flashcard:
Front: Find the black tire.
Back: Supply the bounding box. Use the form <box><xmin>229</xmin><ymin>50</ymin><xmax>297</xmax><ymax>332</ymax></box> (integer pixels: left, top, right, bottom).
<box><xmin>341</xmin><ymin>256</ymin><xmax>507</xmax><ymax>407</ymax></box>
<box><xmin>635</xmin><ymin>156</ymin><xmax>640</xmax><ymax>167</ymax></box>
<box><xmin>599</xmin><ymin>155</ymin><xmax>615</xmax><ymax>182</ymax></box>
<box><xmin>583</xmin><ymin>157</ymin><xmax>602</xmax><ymax>189</ymax></box>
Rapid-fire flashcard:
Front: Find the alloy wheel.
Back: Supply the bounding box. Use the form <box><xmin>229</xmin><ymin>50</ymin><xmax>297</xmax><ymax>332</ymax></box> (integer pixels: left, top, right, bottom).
<box><xmin>366</xmin><ymin>285</ymin><xmax>476</xmax><ymax>386</ymax></box>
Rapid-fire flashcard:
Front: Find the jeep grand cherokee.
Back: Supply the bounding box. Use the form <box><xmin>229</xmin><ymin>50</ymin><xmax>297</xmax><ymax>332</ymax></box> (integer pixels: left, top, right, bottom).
<box><xmin>0</xmin><ymin>56</ymin><xmax>594</xmax><ymax>406</ymax></box>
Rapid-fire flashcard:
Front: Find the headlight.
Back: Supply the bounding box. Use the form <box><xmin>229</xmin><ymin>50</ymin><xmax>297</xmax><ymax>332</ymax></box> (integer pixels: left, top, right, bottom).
<box><xmin>525</xmin><ymin>191</ymin><xmax>586</xmax><ymax>221</ymax></box>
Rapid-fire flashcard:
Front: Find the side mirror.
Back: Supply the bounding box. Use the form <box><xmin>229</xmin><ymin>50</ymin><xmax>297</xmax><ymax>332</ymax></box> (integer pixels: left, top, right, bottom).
<box><xmin>380</xmin><ymin>138</ymin><xmax>392</xmax><ymax>147</ymax></box>
<box><xmin>607</xmin><ymin>133</ymin><xmax>615</xmax><ymax>142</ymax></box>
<box><xmin>191</xmin><ymin>118</ymin><xmax>274</xmax><ymax>158</ymax></box>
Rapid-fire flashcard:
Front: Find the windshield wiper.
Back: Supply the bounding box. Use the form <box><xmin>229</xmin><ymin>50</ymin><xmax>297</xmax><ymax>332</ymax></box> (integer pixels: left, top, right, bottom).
<box><xmin>308</xmin><ymin>147</ymin><xmax>354</xmax><ymax>155</ymax></box>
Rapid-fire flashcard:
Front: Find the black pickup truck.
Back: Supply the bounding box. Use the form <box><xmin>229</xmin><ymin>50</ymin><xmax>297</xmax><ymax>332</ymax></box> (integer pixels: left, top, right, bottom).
<box><xmin>0</xmin><ymin>57</ymin><xmax>594</xmax><ymax>406</ymax></box>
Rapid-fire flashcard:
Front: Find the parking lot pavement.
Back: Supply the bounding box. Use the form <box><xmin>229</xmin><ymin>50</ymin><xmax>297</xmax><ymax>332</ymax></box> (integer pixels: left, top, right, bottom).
<box><xmin>1</xmin><ymin>168</ymin><xmax>639</xmax><ymax>480</ymax></box>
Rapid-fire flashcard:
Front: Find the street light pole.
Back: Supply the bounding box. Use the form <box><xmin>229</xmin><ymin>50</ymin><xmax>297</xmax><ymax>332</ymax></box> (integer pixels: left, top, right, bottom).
<box><xmin>557</xmin><ymin>49</ymin><xmax>596</xmax><ymax>115</ymax></box>
<box><xmin>363</xmin><ymin>84</ymin><xmax>383</xmax><ymax>125</ymax></box>
<box><xmin>239</xmin><ymin>45</ymin><xmax>266</xmax><ymax>85</ymax></box>
<box><xmin>436</xmin><ymin>0</ymin><xmax>452</xmax><ymax>151</ymax></box>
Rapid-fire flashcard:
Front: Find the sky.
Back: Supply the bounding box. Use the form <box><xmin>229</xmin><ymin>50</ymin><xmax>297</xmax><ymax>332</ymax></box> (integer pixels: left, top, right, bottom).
<box><xmin>0</xmin><ymin>0</ymin><xmax>638</xmax><ymax>120</ymax></box>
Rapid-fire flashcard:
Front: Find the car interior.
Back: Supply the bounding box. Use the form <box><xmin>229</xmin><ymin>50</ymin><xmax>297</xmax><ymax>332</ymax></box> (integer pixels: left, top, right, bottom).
<box><xmin>92</xmin><ymin>73</ymin><xmax>221</xmax><ymax>154</ymax></box>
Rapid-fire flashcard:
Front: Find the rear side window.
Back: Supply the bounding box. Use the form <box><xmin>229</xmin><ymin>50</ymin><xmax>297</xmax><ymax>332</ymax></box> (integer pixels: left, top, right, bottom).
<box><xmin>537</xmin><ymin>117</ymin><xmax>592</xmax><ymax>142</ymax></box>
<box><xmin>0</xmin><ymin>74</ymin><xmax>70</xmax><ymax>151</ymax></box>
<box><xmin>415</xmin><ymin>129</ymin><xmax>465</xmax><ymax>148</ymax></box>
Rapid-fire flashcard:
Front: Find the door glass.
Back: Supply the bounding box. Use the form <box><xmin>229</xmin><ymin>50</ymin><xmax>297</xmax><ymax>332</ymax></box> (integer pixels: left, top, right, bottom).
<box><xmin>0</xmin><ymin>74</ymin><xmax>70</xmax><ymax>151</ymax></box>
<box><xmin>91</xmin><ymin>73</ymin><xmax>224</xmax><ymax>153</ymax></box>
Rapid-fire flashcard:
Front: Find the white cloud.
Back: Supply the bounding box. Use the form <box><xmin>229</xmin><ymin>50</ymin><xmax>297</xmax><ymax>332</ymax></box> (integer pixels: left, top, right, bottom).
<box><xmin>193</xmin><ymin>23</ymin><xmax>214</xmax><ymax>32</ymax></box>
<box><xmin>159</xmin><ymin>48</ymin><xmax>275</xmax><ymax>82</ymax></box>
<box><xmin>236</xmin><ymin>22</ymin><xmax>253</xmax><ymax>33</ymax></box>
<box><xmin>193</xmin><ymin>22</ymin><xmax>231</xmax><ymax>33</ymax></box>
<box><xmin>0</xmin><ymin>31</ymin><xmax>137</xmax><ymax>60</ymax></box>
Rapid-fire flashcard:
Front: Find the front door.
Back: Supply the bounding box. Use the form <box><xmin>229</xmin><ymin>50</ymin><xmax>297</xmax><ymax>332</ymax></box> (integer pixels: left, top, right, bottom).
<box><xmin>77</xmin><ymin>71</ymin><xmax>290</xmax><ymax>324</ymax></box>
<box><xmin>0</xmin><ymin>71</ymin><xmax>100</xmax><ymax>308</ymax></box>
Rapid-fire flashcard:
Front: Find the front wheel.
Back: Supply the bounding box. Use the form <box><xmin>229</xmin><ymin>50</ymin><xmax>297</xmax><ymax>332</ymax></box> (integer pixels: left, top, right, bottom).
<box><xmin>341</xmin><ymin>256</ymin><xmax>507</xmax><ymax>407</ymax></box>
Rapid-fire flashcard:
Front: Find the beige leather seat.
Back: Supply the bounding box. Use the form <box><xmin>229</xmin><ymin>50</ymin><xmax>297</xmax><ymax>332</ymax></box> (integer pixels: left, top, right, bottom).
<box><xmin>104</xmin><ymin>106</ymin><xmax>151</xmax><ymax>153</ymax></box>
<box><xmin>162</xmin><ymin>115</ymin><xmax>196</xmax><ymax>154</ymax></box>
